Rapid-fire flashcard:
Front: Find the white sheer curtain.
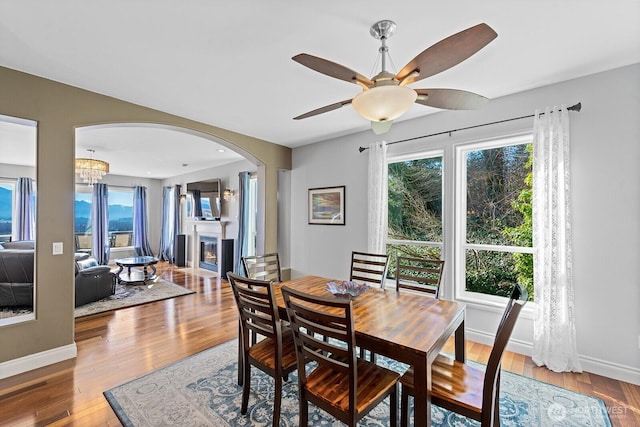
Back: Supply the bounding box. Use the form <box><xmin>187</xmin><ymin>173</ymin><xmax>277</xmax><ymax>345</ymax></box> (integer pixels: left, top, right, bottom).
<box><xmin>367</xmin><ymin>141</ymin><xmax>387</xmax><ymax>254</ymax></box>
<box><xmin>532</xmin><ymin>105</ymin><xmax>582</xmax><ymax>372</ymax></box>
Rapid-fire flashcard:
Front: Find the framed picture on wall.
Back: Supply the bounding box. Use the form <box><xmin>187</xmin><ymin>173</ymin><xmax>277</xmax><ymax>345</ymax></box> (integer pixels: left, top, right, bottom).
<box><xmin>308</xmin><ymin>186</ymin><xmax>345</xmax><ymax>225</ymax></box>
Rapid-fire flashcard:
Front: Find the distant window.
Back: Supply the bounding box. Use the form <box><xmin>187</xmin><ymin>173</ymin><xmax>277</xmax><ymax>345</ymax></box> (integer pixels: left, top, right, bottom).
<box><xmin>0</xmin><ymin>181</ymin><xmax>14</xmax><ymax>242</ymax></box>
<box><xmin>74</xmin><ymin>186</ymin><xmax>134</xmax><ymax>248</ymax></box>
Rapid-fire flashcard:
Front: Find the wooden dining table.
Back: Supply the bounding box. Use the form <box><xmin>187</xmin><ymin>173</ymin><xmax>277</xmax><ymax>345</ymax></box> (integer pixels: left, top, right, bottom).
<box><xmin>271</xmin><ymin>275</ymin><xmax>466</xmax><ymax>426</ymax></box>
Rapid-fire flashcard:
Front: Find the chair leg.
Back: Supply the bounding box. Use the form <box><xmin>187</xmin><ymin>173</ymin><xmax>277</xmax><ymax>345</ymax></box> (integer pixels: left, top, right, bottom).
<box><xmin>298</xmin><ymin>388</ymin><xmax>308</xmax><ymax>427</ymax></box>
<box><xmin>241</xmin><ymin>362</ymin><xmax>251</xmax><ymax>414</ymax></box>
<box><xmin>273</xmin><ymin>375</ymin><xmax>282</xmax><ymax>427</ymax></box>
<box><xmin>390</xmin><ymin>383</ymin><xmax>398</xmax><ymax>427</ymax></box>
<box><xmin>400</xmin><ymin>386</ymin><xmax>409</xmax><ymax>427</ymax></box>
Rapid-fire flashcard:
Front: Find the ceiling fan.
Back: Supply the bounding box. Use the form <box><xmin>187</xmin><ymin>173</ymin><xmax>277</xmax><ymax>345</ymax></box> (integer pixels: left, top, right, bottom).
<box><xmin>292</xmin><ymin>20</ymin><xmax>497</xmax><ymax>134</ymax></box>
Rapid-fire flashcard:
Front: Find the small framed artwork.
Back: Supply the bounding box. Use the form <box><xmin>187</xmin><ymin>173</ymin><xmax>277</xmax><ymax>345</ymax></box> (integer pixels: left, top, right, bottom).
<box><xmin>308</xmin><ymin>186</ymin><xmax>345</xmax><ymax>225</ymax></box>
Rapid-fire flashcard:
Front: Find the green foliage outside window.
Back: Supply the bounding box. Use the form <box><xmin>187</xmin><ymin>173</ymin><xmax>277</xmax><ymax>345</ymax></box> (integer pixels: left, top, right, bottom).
<box><xmin>465</xmin><ymin>143</ymin><xmax>534</xmax><ymax>300</ymax></box>
<box><xmin>387</xmin><ymin>157</ymin><xmax>443</xmax><ymax>278</ymax></box>
<box><xmin>388</xmin><ymin>142</ymin><xmax>534</xmax><ymax>301</ymax></box>
<box><xmin>502</xmin><ymin>144</ymin><xmax>534</xmax><ymax>298</ymax></box>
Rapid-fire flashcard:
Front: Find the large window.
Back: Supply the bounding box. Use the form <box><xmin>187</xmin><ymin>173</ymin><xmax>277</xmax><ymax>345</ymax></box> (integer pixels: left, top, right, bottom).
<box><xmin>387</xmin><ymin>152</ymin><xmax>443</xmax><ymax>277</ymax></box>
<box><xmin>386</xmin><ymin>133</ymin><xmax>534</xmax><ymax>303</ymax></box>
<box><xmin>74</xmin><ymin>186</ymin><xmax>134</xmax><ymax>250</ymax></box>
<box><xmin>456</xmin><ymin>135</ymin><xmax>533</xmax><ymax>301</ymax></box>
<box><xmin>0</xmin><ymin>181</ymin><xmax>14</xmax><ymax>243</ymax></box>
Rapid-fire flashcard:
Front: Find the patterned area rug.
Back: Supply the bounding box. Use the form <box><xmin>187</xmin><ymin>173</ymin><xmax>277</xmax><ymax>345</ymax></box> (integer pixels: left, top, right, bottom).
<box><xmin>75</xmin><ymin>278</ymin><xmax>195</xmax><ymax>318</ymax></box>
<box><xmin>104</xmin><ymin>340</ymin><xmax>612</xmax><ymax>426</ymax></box>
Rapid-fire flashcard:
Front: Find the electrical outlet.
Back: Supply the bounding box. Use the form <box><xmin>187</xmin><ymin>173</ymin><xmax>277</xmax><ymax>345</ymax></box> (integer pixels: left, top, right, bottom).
<box><xmin>52</xmin><ymin>242</ymin><xmax>63</xmax><ymax>255</ymax></box>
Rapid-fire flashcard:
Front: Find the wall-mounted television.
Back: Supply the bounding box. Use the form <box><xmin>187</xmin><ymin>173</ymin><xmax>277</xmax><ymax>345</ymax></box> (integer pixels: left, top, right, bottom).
<box><xmin>186</xmin><ymin>179</ymin><xmax>221</xmax><ymax>220</ymax></box>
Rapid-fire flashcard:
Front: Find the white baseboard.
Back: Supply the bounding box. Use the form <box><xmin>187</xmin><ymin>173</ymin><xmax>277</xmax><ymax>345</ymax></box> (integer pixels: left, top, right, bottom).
<box><xmin>466</xmin><ymin>328</ymin><xmax>640</xmax><ymax>386</ymax></box>
<box><xmin>579</xmin><ymin>355</ymin><xmax>640</xmax><ymax>386</ymax></box>
<box><xmin>0</xmin><ymin>343</ymin><xmax>77</xmax><ymax>380</ymax></box>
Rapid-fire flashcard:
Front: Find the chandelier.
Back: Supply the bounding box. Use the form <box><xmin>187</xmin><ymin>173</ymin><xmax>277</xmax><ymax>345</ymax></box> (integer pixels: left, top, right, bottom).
<box><xmin>75</xmin><ymin>149</ymin><xmax>109</xmax><ymax>186</ymax></box>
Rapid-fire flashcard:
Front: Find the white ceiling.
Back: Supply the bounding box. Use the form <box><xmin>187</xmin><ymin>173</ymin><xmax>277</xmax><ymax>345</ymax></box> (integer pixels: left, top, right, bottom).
<box><xmin>1</xmin><ymin>1</ymin><xmax>639</xmax><ymax>177</ymax></box>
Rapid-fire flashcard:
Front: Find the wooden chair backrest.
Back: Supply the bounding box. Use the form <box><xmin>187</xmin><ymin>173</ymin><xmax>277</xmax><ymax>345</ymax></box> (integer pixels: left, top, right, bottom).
<box><xmin>481</xmin><ymin>283</ymin><xmax>528</xmax><ymax>425</ymax></box>
<box><xmin>281</xmin><ymin>286</ymin><xmax>358</xmax><ymax>419</ymax></box>
<box><xmin>395</xmin><ymin>256</ymin><xmax>445</xmax><ymax>298</ymax></box>
<box><xmin>227</xmin><ymin>272</ymin><xmax>283</xmax><ymax>352</ymax></box>
<box><xmin>349</xmin><ymin>251</ymin><xmax>389</xmax><ymax>288</ymax></box>
<box><xmin>242</xmin><ymin>252</ymin><xmax>282</xmax><ymax>283</ymax></box>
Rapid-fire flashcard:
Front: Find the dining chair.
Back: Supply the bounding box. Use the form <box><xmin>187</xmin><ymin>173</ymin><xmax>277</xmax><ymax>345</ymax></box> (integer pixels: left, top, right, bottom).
<box><xmin>350</xmin><ymin>251</ymin><xmax>389</xmax><ymax>288</ymax></box>
<box><xmin>399</xmin><ymin>283</ymin><xmax>528</xmax><ymax>427</ymax></box>
<box><xmin>350</xmin><ymin>250</ymin><xmax>389</xmax><ymax>361</ymax></box>
<box><xmin>281</xmin><ymin>285</ymin><xmax>400</xmax><ymax>427</ymax></box>
<box><xmin>395</xmin><ymin>256</ymin><xmax>445</xmax><ymax>298</ymax></box>
<box><xmin>242</xmin><ymin>252</ymin><xmax>282</xmax><ymax>282</ymax></box>
<box><xmin>227</xmin><ymin>272</ymin><xmax>297</xmax><ymax>427</ymax></box>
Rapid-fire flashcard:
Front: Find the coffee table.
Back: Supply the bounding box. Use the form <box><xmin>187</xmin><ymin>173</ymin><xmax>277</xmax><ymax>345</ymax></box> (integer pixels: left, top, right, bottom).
<box><xmin>114</xmin><ymin>256</ymin><xmax>159</xmax><ymax>284</ymax></box>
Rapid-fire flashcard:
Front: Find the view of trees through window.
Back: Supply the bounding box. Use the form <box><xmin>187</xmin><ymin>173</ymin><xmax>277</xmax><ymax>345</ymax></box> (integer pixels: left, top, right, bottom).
<box><xmin>387</xmin><ymin>139</ymin><xmax>534</xmax><ymax>301</ymax></box>
<box><xmin>464</xmin><ymin>143</ymin><xmax>533</xmax><ymax>299</ymax></box>
<box><xmin>387</xmin><ymin>155</ymin><xmax>443</xmax><ymax>277</ymax></box>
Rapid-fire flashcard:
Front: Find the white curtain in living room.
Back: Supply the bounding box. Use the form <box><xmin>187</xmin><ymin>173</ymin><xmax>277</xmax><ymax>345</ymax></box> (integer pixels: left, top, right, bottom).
<box><xmin>367</xmin><ymin>141</ymin><xmax>387</xmax><ymax>254</ymax></box>
<box><xmin>532</xmin><ymin>105</ymin><xmax>582</xmax><ymax>372</ymax></box>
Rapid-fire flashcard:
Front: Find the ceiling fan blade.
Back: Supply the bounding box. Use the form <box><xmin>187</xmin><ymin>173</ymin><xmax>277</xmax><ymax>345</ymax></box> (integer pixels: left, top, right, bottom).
<box><xmin>396</xmin><ymin>23</ymin><xmax>497</xmax><ymax>85</ymax></box>
<box><xmin>293</xmin><ymin>99</ymin><xmax>353</xmax><ymax>120</ymax></box>
<box><xmin>414</xmin><ymin>88</ymin><xmax>489</xmax><ymax>110</ymax></box>
<box><xmin>292</xmin><ymin>53</ymin><xmax>373</xmax><ymax>87</ymax></box>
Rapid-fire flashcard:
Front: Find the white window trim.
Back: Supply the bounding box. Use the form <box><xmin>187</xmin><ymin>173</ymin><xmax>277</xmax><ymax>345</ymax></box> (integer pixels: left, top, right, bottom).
<box><xmin>454</xmin><ymin>133</ymin><xmax>535</xmax><ymax>310</ymax></box>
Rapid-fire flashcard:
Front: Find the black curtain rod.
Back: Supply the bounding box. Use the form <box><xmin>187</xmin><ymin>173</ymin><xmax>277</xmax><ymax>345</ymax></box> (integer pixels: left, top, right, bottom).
<box><xmin>358</xmin><ymin>102</ymin><xmax>582</xmax><ymax>153</ymax></box>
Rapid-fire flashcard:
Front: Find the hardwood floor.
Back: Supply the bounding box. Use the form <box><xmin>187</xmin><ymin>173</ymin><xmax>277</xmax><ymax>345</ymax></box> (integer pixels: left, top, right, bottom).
<box><xmin>0</xmin><ymin>262</ymin><xmax>638</xmax><ymax>426</ymax></box>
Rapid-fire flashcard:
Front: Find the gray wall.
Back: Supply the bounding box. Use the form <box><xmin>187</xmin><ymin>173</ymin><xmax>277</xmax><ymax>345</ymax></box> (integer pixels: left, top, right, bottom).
<box><xmin>289</xmin><ymin>63</ymin><xmax>640</xmax><ymax>384</ymax></box>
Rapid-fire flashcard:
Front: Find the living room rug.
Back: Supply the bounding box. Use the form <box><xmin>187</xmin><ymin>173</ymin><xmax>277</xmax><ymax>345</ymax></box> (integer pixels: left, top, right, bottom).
<box><xmin>104</xmin><ymin>340</ymin><xmax>612</xmax><ymax>427</ymax></box>
<box><xmin>75</xmin><ymin>278</ymin><xmax>195</xmax><ymax>318</ymax></box>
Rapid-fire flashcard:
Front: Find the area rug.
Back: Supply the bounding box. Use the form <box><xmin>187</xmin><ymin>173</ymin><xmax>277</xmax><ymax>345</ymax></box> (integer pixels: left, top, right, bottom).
<box><xmin>104</xmin><ymin>340</ymin><xmax>612</xmax><ymax>426</ymax></box>
<box><xmin>75</xmin><ymin>278</ymin><xmax>195</xmax><ymax>318</ymax></box>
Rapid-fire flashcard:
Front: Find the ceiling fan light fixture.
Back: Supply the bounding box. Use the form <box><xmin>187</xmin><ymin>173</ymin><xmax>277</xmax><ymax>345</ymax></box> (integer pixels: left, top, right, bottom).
<box><xmin>371</xmin><ymin>120</ymin><xmax>394</xmax><ymax>135</ymax></box>
<box><xmin>352</xmin><ymin>85</ymin><xmax>417</xmax><ymax>122</ymax></box>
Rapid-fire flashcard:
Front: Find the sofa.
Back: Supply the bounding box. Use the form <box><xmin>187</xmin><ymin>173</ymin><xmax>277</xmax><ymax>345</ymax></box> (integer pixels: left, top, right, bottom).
<box><xmin>0</xmin><ymin>241</ymin><xmax>116</xmax><ymax>308</ymax></box>
<box><xmin>74</xmin><ymin>253</ymin><xmax>117</xmax><ymax>307</ymax></box>
<box><xmin>0</xmin><ymin>241</ymin><xmax>35</xmax><ymax>307</ymax></box>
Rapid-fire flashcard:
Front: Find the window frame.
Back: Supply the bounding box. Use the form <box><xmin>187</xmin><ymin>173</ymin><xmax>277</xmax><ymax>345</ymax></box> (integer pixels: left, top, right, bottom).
<box><xmin>0</xmin><ymin>179</ymin><xmax>15</xmax><ymax>243</ymax></box>
<box><xmin>386</xmin><ymin>149</ymin><xmax>445</xmax><ymax>287</ymax></box>
<box><xmin>454</xmin><ymin>133</ymin><xmax>534</xmax><ymax>308</ymax></box>
<box><xmin>74</xmin><ymin>185</ymin><xmax>135</xmax><ymax>250</ymax></box>
<box><xmin>384</xmin><ymin>132</ymin><xmax>535</xmax><ymax>311</ymax></box>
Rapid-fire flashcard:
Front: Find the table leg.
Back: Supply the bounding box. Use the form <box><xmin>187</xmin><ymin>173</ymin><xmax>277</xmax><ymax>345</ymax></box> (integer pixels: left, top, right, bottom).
<box><xmin>455</xmin><ymin>318</ymin><xmax>466</xmax><ymax>363</ymax></box>
<box><xmin>115</xmin><ymin>265</ymin><xmax>124</xmax><ymax>283</ymax></box>
<box><xmin>148</xmin><ymin>264</ymin><xmax>157</xmax><ymax>279</ymax></box>
<box><xmin>412</xmin><ymin>358</ymin><xmax>431</xmax><ymax>426</ymax></box>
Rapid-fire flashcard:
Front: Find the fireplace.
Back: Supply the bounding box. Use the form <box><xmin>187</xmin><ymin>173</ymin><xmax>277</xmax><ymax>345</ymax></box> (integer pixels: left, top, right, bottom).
<box><xmin>199</xmin><ymin>236</ymin><xmax>218</xmax><ymax>271</ymax></box>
